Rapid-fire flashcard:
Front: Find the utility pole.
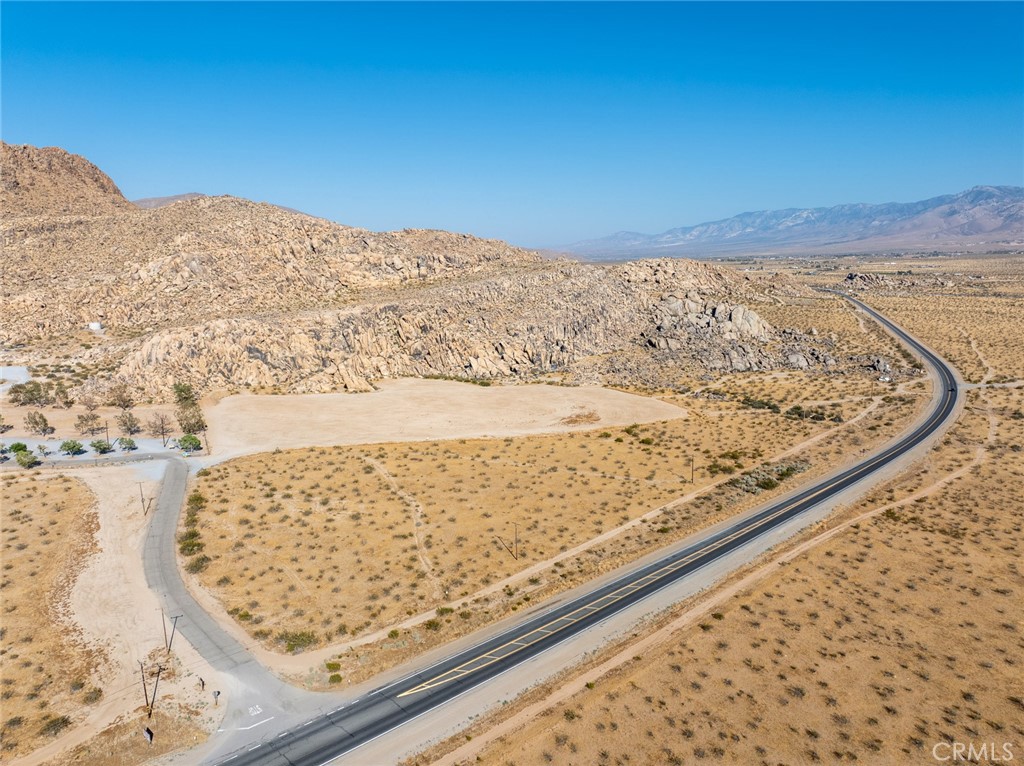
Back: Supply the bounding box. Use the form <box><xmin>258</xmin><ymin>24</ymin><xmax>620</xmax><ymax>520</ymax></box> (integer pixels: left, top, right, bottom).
<box><xmin>167</xmin><ymin>615</ymin><xmax>182</xmax><ymax>654</ymax></box>
<box><xmin>138</xmin><ymin>661</ymin><xmax>149</xmax><ymax>709</ymax></box>
<box><xmin>148</xmin><ymin>665</ymin><xmax>164</xmax><ymax>718</ymax></box>
<box><xmin>495</xmin><ymin>522</ymin><xmax>520</xmax><ymax>560</ymax></box>
<box><xmin>690</xmin><ymin>454</ymin><xmax>695</xmax><ymax>484</ymax></box>
<box><xmin>159</xmin><ymin>609</ymin><xmax>168</xmax><ymax>650</ymax></box>
<box><xmin>104</xmin><ymin>420</ymin><xmax>109</xmax><ymax>445</ymax></box>
<box><xmin>138</xmin><ymin>482</ymin><xmax>146</xmax><ymax>514</ymax></box>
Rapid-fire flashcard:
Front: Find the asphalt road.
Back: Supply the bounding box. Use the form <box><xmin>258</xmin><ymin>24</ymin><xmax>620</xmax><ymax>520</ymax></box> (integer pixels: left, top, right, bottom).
<box><xmin>143</xmin><ymin>458</ymin><xmax>313</xmax><ymax>734</ymax></box>
<box><xmin>203</xmin><ymin>297</ymin><xmax>961</xmax><ymax>766</ymax></box>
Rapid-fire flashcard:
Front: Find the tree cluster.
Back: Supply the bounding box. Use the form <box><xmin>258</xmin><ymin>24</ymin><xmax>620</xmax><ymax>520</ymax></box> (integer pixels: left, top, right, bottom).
<box><xmin>173</xmin><ymin>382</ymin><xmax>206</xmax><ymax>436</ymax></box>
<box><xmin>7</xmin><ymin>380</ymin><xmax>73</xmax><ymax>408</ymax></box>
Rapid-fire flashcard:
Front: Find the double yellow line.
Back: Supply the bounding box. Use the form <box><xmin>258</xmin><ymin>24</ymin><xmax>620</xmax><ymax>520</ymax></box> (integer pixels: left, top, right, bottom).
<box><xmin>397</xmin><ymin>438</ymin><xmax>902</xmax><ymax>698</ymax></box>
<box><xmin>399</xmin><ymin>334</ymin><xmax>954</xmax><ymax>700</ymax></box>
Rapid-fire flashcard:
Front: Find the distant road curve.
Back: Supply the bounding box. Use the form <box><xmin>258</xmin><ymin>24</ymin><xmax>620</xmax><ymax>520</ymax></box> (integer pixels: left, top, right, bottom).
<box><xmin>210</xmin><ymin>294</ymin><xmax>960</xmax><ymax>766</ymax></box>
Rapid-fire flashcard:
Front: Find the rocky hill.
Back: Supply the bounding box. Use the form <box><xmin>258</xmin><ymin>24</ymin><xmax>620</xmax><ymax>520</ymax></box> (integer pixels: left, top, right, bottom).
<box><xmin>3</xmin><ymin>191</ymin><xmax>540</xmax><ymax>341</ymax></box>
<box><xmin>115</xmin><ymin>258</ymin><xmax>828</xmax><ymax>396</ymax></box>
<box><xmin>2</xmin><ymin>142</ymin><xmax>835</xmax><ymax>400</ymax></box>
<box><xmin>565</xmin><ymin>186</ymin><xmax>1024</xmax><ymax>259</ymax></box>
<box><xmin>1</xmin><ymin>141</ymin><xmax>132</xmax><ymax>218</ymax></box>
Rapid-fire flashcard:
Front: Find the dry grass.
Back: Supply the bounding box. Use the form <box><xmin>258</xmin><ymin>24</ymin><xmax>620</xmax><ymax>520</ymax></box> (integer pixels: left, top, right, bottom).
<box><xmin>434</xmin><ymin>384</ymin><xmax>1023</xmax><ymax>766</ymax></box>
<box><xmin>185</xmin><ymin>358</ymin><xmax>919</xmax><ymax>675</ymax></box>
<box><xmin>0</xmin><ymin>474</ymin><xmax>101</xmax><ymax>758</ymax></box>
<box><xmin>416</xmin><ymin>255</ymin><xmax>1024</xmax><ymax>766</ymax></box>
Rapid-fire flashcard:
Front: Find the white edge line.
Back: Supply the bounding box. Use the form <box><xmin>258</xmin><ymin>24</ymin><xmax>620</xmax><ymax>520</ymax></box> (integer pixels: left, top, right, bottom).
<box><xmin>237</xmin><ymin>716</ymin><xmax>275</xmax><ymax>731</ymax></box>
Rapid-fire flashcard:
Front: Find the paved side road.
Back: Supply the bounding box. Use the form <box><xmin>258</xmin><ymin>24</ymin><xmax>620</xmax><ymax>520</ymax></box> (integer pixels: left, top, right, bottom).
<box><xmin>142</xmin><ymin>457</ymin><xmax>334</xmax><ymax>741</ymax></box>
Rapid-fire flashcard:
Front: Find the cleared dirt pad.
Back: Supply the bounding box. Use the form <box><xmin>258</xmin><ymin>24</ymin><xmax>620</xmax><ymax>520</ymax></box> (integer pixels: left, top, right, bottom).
<box><xmin>204</xmin><ymin>379</ymin><xmax>687</xmax><ymax>459</ymax></box>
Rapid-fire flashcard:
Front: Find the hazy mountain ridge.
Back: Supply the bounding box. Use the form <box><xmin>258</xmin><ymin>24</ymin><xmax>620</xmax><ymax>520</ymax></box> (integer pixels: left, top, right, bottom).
<box><xmin>132</xmin><ymin>192</ymin><xmax>207</xmax><ymax>209</ymax></box>
<box><xmin>565</xmin><ymin>186</ymin><xmax>1024</xmax><ymax>259</ymax></box>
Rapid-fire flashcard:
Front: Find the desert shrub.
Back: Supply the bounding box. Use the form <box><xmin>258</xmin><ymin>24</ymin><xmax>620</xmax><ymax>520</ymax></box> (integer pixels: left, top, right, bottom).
<box><xmin>39</xmin><ymin>716</ymin><xmax>72</xmax><ymax>737</ymax></box>
<box><xmin>277</xmin><ymin>630</ymin><xmax>318</xmax><ymax>652</ymax></box>
<box><xmin>741</xmin><ymin>397</ymin><xmax>781</xmax><ymax>413</ymax></box>
<box><xmin>185</xmin><ymin>554</ymin><xmax>212</xmax><ymax>573</ymax></box>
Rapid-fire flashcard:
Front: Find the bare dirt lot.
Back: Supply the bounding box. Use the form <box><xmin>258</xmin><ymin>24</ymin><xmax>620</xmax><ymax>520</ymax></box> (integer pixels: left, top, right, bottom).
<box><xmin>203</xmin><ymin>378</ymin><xmax>689</xmax><ymax>459</ymax></box>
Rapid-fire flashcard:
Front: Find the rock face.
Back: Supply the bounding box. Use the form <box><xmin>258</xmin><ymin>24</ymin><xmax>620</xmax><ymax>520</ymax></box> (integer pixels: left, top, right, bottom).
<box><xmin>1</xmin><ymin>142</ymin><xmax>131</xmax><ymax>218</ymax></box>
<box><xmin>2</xmin><ymin>142</ymin><xmax>835</xmax><ymax>399</ymax></box>
<box><xmin>115</xmin><ymin>259</ymin><xmax>827</xmax><ymax>396</ymax></box>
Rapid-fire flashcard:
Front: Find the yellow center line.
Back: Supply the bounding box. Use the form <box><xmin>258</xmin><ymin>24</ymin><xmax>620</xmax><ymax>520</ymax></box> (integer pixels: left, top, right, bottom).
<box><xmin>397</xmin><ymin>395</ymin><xmax>952</xmax><ymax>699</ymax></box>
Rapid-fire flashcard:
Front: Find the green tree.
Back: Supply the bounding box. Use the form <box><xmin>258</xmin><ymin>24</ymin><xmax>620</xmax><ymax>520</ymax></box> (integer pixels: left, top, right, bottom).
<box><xmin>60</xmin><ymin>440</ymin><xmax>85</xmax><ymax>456</ymax></box>
<box><xmin>8</xmin><ymin>380</ymin><xmax>52</xmax><ymax>407</ymax></box>
<box><xmin>106</xmin><ymin>383</ymin><xmax>135</xmax><ymax>411</ymax></box>
<box><xmin>53</xmin><ymin>382</ymin><xmax>74</xmax><ymax>409</ymax></box>
<box><xmin>15</xmin><ymin>450</ymin><xmax>39</xmax><ymax>469</ymax></box>
<box><xmin>172</xmin><ymin>382</ymin><xmax>197</xmax><ymax>407</ymax></box>
<box><xmin>119</xmin><ymin>437</ymin><xmax>137</xmax><ymax>452</ymax></box>
<box><xmin>116</xmin><ymin>411</ymin><xmax>141</xmax><ymax>436</ymax></box>
<box><xmin>175</xmin><ymin>404</ymin><xmax>206</xmax><ymax>435</ymax></box>
<box><xmin>90</xmin><ymin>439</ymin><xmax>114</xmax><ymax>455</ymax></box>
<box><xmin>24</xmin><ymin>411</ymin><xmax>54</xmax><ymax>436</ymax></box>
<box><xmin>9</xmin><ymin>442</ymin><xmax>29</xmax><ymax>453</ymax></box>
<box><xmin>178</xmin><ymin>434</ymin><xmax>202</xmax><ymax>453</ymax></box>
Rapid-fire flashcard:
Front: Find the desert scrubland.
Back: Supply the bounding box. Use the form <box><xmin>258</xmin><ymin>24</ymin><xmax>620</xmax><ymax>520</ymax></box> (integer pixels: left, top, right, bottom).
<box><xmin>412</xmin><ymin>256</ymin><xmax>1024</xmax><ymax>766</ymax></box>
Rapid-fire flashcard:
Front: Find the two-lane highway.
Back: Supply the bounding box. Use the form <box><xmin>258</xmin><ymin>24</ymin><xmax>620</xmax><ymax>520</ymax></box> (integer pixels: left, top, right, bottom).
<box><xmin>209</xmin><ymin>296</ymin><xmax>961</xmax><ymax>766</ymax></box>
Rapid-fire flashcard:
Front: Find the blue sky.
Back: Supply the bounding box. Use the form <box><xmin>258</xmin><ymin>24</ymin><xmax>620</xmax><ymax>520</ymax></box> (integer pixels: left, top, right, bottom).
<box><xmin>2</xmin><ymin>2</ymin><xmax>1022</xmax><ymax>247</ymax></box>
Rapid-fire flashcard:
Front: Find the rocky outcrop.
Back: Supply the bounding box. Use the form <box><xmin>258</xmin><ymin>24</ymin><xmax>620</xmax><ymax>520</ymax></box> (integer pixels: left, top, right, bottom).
<box><xmin>114</xmin><ymin>260</ymin><xmax>830</xmax><ymax>397</ymax></box>
<box><xmin>842</xmin><ymin>271</ymin><xmax>957</xmax><ymax>292</ymax></box>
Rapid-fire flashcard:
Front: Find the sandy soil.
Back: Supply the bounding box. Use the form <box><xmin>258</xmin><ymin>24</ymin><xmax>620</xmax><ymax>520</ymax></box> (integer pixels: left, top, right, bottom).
<box><xmin>7</xmin><ymin>463</ymin><xmax>223</xmax><ymax>766</ymax></box>
<box><xmin>203</xmin><ymin>379</ymin><xmax>688</xmax><ymax>460</ymax></box>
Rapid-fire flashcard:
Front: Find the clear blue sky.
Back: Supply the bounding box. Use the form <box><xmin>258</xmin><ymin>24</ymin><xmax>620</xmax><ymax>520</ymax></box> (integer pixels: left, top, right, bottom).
<box><xmin>3</xmin><ymin>2</ymin><xmax>1022</xmax><ymax>247</ymax></box>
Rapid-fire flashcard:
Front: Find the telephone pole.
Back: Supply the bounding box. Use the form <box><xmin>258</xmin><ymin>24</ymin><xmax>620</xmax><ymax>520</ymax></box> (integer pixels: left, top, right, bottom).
<box><xmin>148</xmin><ymin>665</ymin><xmax>164</xmax><ymax>718</ymax></box>
<box><xmin>167</xmin><ymin>615</ymin><xmax>182</xmax><ymax>654</ymax></box>
<box><xmin>138</xmin><ymin>661</ymin><xmax>149</xmax><ymax>709</ymax></box>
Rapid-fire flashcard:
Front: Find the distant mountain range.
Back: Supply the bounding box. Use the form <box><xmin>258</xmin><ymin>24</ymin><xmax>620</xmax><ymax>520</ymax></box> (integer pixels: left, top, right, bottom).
<box><xmin>562</xmin><ymin>186</ymin><xmax>1024</xmax><ymax>259</ymax></box>
<box><xmin>132</xmin><ymin>192</ymin><xmax>207</xmax><ymax>209</ymax></box>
